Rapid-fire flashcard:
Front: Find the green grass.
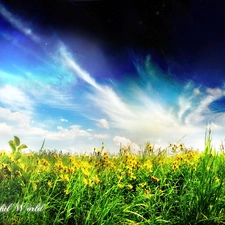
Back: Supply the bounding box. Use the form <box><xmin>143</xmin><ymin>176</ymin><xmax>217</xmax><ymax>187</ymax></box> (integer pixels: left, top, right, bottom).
<box><xmin>0</xmin><ymin>131</ymin><xmax>225</xmax><ymax>224</ymax></box>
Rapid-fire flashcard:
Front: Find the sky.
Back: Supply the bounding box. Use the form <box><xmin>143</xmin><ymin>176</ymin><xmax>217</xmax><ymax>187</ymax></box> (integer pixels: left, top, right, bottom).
<box><xmin>1</xmin><ymin>0</ymin><xmax>225</xmax><ymax>154</ymax></box>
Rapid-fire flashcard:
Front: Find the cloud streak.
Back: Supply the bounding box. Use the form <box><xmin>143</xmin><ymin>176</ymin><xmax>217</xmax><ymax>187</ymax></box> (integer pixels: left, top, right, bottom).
<box><xmin>1</xmin><ymin>4</ymin><xmax>225</xmax><ymax>153</ymax></box>
<box><xmin>0</xmin><ymin>3</ymin><xmax>40</xmax><ymax>43</ymax></box>
<box><xmin>59</xmin><ymin>48</ymin><xmax>225</xmax><ymax>149</ymax></box>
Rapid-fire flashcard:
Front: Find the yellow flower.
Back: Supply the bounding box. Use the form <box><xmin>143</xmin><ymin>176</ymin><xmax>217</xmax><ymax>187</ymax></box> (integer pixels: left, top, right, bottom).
<box><xmin>15</xmin><ymin>170</ymin><xmax>22</xmax><ymax>177</ymax></box>
<box><xmin>33</xmin><ymin>183</ymin><xmax>37</xmax><ymax>191</ymax></box>
<box><xmin>83</xmin><ymin>178</ymin><xmax>94</xmax><ymax>187</ymax></box>
<box><xmin>42</xmin><ymin>159</ymin><xmax>50</xmax><ymax>167</ymax></box>
<box><xmin>82</xmin><ymin>168</ymin><xmax>90</xmax><ymax>177</ymax></box>
<box><xmin>117</xmin><ymin>175</ymin><xmax>123</xmax><ymax>182</ymax></box>
<box><xmin>151</xmin><ymin>176</ymin><xmax>160</xmax><ymax>182</ymax></box>
<box><xmin>27</xmin><ymin>153</ymin><xmax>34</xmax><ymax>159</ymax></box>
<box><xmin>64</xmin><ymin>189</ymin><xmax>70</xmax><ymax>195</ymax></box>
<box><xmin>215</xmin><ymin>177</ymin><xmax>220</xmax><ymax>183</ymax></box>
<box><xmin>83</xmin><ymin>178</ymin><xmax>88</xmax><ymax>185</ymax></box>
<box><xmin>68</xmin><ymin>168</ymin><xmax>75</xmax><ymax>174</ymax></box>
<box><xmin>143</xmin><ymin>160</ymin><xmax>152</xmax><ymax>172</ymax></box>
<box><xmin>118</xmin><ymin>183</ymin><xmax>124</xmax><ymax>189</ymax></box>
<box><xmin>95</xmin><ymin>148</ymin><xmax>102</xmax><ymax>155</ymax></box>
<box><xmin>60</xmin><ymin>174</ymin><xmax>70</xmax><ymax>183</ymax></box>
<box><xmin>127</xmin><ymin>184</ymin><xmax>133</xmax><ymax>190</ymax></box>
<box><xmin>88</xmin><ymin>181</ymin><xmax>94</xmax><ymax>187</ymax></box>
<box><xmin>139</xmin><ymin>183</ymin><xmax>146</xmax><ymax>188</ymax></box>
<box><xmin>93</xmin><ymin>175</ymin><xmax>101</xmax><ymax>184</ymax></box>
<box><xmin>179</xmin><ymin>143</ymin><xmax>184</xmax><ymax>148</ymax></box>
<box><xmin>47</xmin><ymin>181</ymin><xmax>52</xmax><ymax>188</ymax></box>
<box><xmin>130</xmin><ymin>173</ymin><xmax>136</xmax><ymax>180</ymax></box>
<box><xmin>0</xmin><ymin>150</ymin><xmax>6</xmax><ymax>156</ymax></box>
<box><xmin>146</xmin><ymin>142</ymin><xmax>153</xmax><ymax>152</ymax></box>
<box><xmin>172</xmin><ymin>161</ymin><xmax>179</xmax><ymax>170</ymax></box>
<box><xmin>64</xmin><ymin>174</ymin><xmax>70</xmax><ymax>182</ymax></box>
<box><xmin>54</xmin><ymin>154</ymin><xmax>59</xmax><ymax>160</ymax></box>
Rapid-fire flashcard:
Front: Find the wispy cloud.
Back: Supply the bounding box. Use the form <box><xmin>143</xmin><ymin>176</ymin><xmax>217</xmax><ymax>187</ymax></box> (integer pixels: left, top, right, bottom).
<box><xmin>113</xmin><ymin>136</ymin><xmax>141</xmax><ymax>152</ymax></box>
<box><xmin>46</xmin><ymin>125</ymin><xmax>90</xmax><ymax>140</ymax></box>
<box><xmin>0</xmin><ymin>107</ymin><xmax>93</xmax><ymax>151</ymax></box>
<box><xmin>61</xmin><ymin>118</ymin><xmax>68</xmax><ymax>122</ymax></box>
<box><xmin>59</xmin><ymin>45</ymin><xmax>102</xmax><ymax>91</ymax></box>
<box><xmin>59</xmin><ymin>48</ymin><xmax>225</xmax><ymax>149</ymax></box>
<box><xmin>93</xmin><ymin>133</ymin><xmax>109</xmax><ymax>139</ymax></box>
<box><xmin>0</xmin><ymin>3</ymin><xmax>40</xmax><ymax>43</ymax></box>
<box><xmin>0</xmin><ymin>122</ymin><xmax>12</xmax><ymax>135</ymax></box>
<box><xmin>97</xmin><ymin>119</ymin><xmax>109</xmax><ymax>129</ymax></box>
<box><xmin>0</xmin><ymin>85</ymin><xmax>34</xmax><ymax>114</ymax></box>
<box><xmin>183</xmin><ymin>87</ymin><xmax>225</xmax><ymax>125</ymax></box>
<box><xmin>1</xmin><ymin>4</ymin><xmax>225</xmax><ymax>152</ymax></box>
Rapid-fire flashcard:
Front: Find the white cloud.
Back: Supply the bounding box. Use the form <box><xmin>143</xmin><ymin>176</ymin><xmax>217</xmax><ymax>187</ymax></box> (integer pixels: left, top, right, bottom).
<box><xmin>22</xmin><ymin>80</ymin><xmax>77</xmax><ymax>110</ymax></box>
<box><xmin>184</xmin><ymin>87</ymin><xmax>225</xmax><ymax>125</ymax></box>
<box><xmin>0</xmin><ymin>122</ymin><xmax>12</xmax><ymax>135</ymax></box>
<box><xmin>0</xmin><ymin>107</ymin><xmax>91</xmax><ymax>151</ymax></box>
<box><xmin>49</xmin><ymin>46</ymin><xmax>225</xmax><ymax>150</ymax></box>
<box><xmin>212</xmin><ymin>113</ymin><xmax>225</xmax><ymax>127</ymax></box>
<box><xmin>113</xmin><ymin>136</ymin><xmax>141</xmax><ymax>152</ymax></box>
<box><xmin>97</xmin><ymin>119</ymin><xmax>109</xmax><ymax>129</ymax></box>
<box><xmin>193</xmin><ymin>88</ymin><xmax>201</xmax><ymax>95</ymax></box>
<box><xmin>61</xmin><ymin>118</ymin><xmax>68</xmax><ymax>122</ymax></box>
<box><xmin>1</xmin><ymin>15</ymin><xmax>225</xmax><ymax>153</ymax></box>
<box><xmin>178</xmin><ymin>96</ymin><xmax>191</xmax><ymax>120</ymax></box>
<box><xmin>45</xmin><ymin>125</ymin><xmax>90</xmax><ymax>140</ymax></box>
<box><xmin>93</xmin><ymin>133</ymin><xmax>109</xmax><ymax>139</ymax></box>
<box><xmin>0</xmin><ymin>72</ymin><xmax>78</xmax><ymax>112</ymax></box>
<box><xmin>57</xmin><ymin>48</ymin><xmax>209</xmax><ymax>149</ymax></box>
<box><xmin>0</xmin><ymin>85</ymin><xmax>34</xmax><ymax>114</ymax></box>
<box><xmin>0</xmin><ymin>107</ymin><xmax>31</xmax><ymax>131</ymax></box>
<box><xmin>0</xmin><ymin>3</ymin><xmax>40</xmax><ymax>43</ymax></box>
<box><xmin>113</xmin><ymin>136</ymin><xmax>132</xmax><ymax>147</ymax></box>
<box><xmin>59</xmin><ymin>45</ymin><xmax>102</xmax><ymax>91</ymax></box>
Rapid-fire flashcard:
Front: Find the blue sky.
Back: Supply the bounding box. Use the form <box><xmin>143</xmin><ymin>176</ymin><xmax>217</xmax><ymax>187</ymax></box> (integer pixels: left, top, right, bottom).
<box><xmin>1</xmin><ymin>1</ymin><xmax>225</xmax><ymax>153</ymax></box>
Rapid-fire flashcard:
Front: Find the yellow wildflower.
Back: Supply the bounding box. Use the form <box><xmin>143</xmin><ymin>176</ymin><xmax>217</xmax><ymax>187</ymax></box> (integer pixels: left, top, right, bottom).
<box><xmin>82</xmin><ymin>168</ymin><xmax>90</xmax><ymax>177</ymax></box>
<box><xmin>15</xmin><ymin>170</ymin><xmax>22</xmax><ymax>177</ymax></box>
<box><xmin>33</xmin><ymin>183</ymin><xmax>37</xmax><ymax>191</ymax></box>
<box><xmin>215</xmin><ymin>177</ymin><xmax>220</xmax><ymax>183</ymax></box>
<box><xmin>139</xmin><ymin>183</ymin><xmax>146</xmax><ymax>188</ymax></box>
<box><xmin>60</xmin><ymin>174</ymin><xmax>70</xmax><ymax>183</ymax></box>
<box><xmin>88</xmin><ymin>181</ymin><xmax>94</xmax><ymax>187</ymax></box>
<box><xmin>172</xmin><ymin>161</ymin><xmax>179</xmax><ymax>170</ymax></box>
<box><xmin>93</xmin><ymin>175</ymin><xmax>101</xmax><ymax>184</ymax></box>
<box><xmin>83</xmin><ymin>178</ymin><xmax>88</xmax><ymax>185</ymax></box>
<box><xmin>118</xmin><ymin>183</ymin><xmax>124</xmax><ymax>189</ymax></box>
<box><xmin>64</xmin><ymin>189</ymin><xmax>70</xmax><ymax>195</ymax></box>
<box><xmin>68</xmin><ymin>168</ymin><xmax>75</xmax><ymax>174</ymax></box>
<box><xmin>127</xmin><ymin>184</ymin><xmax>133</xmax><ymax>190</ymax></box>
<box><xmin>130</xmin><ymin>173</ymin><xmax>136</xmax><ymax>180</ymax></box>
<box><xmin>151</xmin><ymin>176</ymin><xmax>160</xmax><ymax>182</ymax></box>
<box><xmin>47</xmin><ymin>181</ymin><xmax>52</xmax><ymax>188</ymax></box>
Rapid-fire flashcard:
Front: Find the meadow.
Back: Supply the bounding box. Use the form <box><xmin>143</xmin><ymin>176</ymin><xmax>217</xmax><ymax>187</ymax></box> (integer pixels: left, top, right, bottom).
<box><xmin>1</xmin><ymin>130</ymin><xmax>225</xmax><ymax>225</ymax></box>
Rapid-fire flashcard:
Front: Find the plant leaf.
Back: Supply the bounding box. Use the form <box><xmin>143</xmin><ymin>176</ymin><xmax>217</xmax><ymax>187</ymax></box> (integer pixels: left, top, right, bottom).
<box><xmin>17</xmin><ymin>144</ymin><xmax>28</xmax><ymax>152</ymax></box>
<box><xmin>14</xmin><ymin>136</ymin><xmax>20</xmax><ymax>147</ymax></box>
<box><xmin>8</xmin><ymin>140</ymin><xmax>16</xmax><ymax>153</ymax></box>
<box><xmin>14</xmin><ymin>151</ymin><xmax>22</xmax><ymax>160</ymax></box>
<box><xmin>40</xmin><ymin>138</ymin><xmax>45</xmax><ymax>151</ymax></box>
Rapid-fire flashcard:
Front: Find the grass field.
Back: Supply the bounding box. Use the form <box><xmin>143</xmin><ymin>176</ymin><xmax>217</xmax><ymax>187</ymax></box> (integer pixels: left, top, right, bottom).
<box><xmin>1</xmin><ymin>130</ymin><xmax>225</xmax><ymax>224</ymax></box>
